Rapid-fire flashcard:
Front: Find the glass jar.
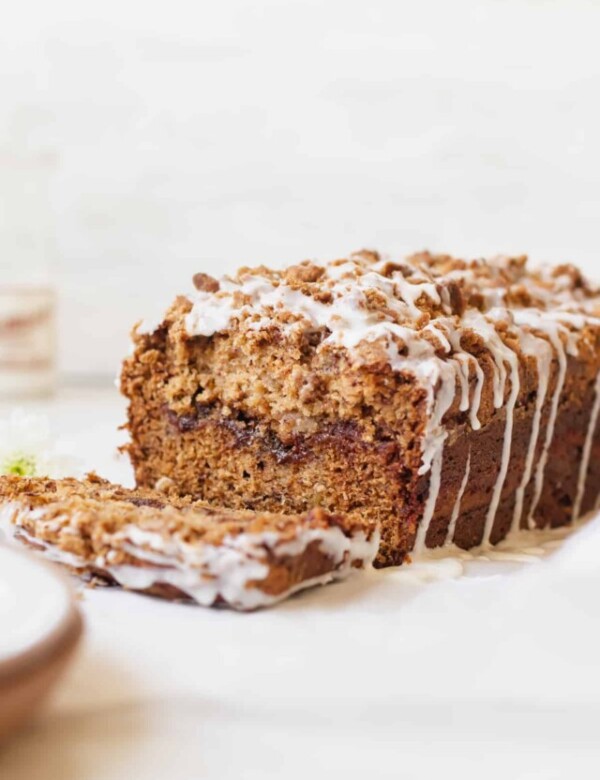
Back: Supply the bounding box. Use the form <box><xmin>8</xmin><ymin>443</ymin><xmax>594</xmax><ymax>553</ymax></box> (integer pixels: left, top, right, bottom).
<box><xmin>0</xmin><ymin>149</ymin><xmax>57</xmax><ymax>398</ymax></box>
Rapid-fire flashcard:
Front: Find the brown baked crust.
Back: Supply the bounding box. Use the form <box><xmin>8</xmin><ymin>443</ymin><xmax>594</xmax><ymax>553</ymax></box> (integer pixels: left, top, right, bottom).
<box><xmin>120</xmin><ymin>251</ymin><xmax>600</xmax><ymax>566</ymax></box>
<box><xmin>0</xmin><ymin>474</ymin><xmax>378</xmax><ymax>609</ymax></box>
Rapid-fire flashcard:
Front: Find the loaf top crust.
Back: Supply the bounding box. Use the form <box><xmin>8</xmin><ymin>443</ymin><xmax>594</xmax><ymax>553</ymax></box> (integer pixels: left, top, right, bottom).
<box><xmin>183</xmin><ymin>250</ymin><xmax>600</xmax><ymax>354</ymax></box>
<box><xmin>177</xmin><ymin>252</ymin><xmax>600</xmax><ymax>415</ymax></box>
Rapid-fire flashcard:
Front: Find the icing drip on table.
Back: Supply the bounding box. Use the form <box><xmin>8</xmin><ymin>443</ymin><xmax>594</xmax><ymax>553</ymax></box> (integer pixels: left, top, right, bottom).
<box><xmin>182</xmin><ymin>252</ymin><xmax>600</xmax><ymax>553</ymax></box>
<box><xmin>400</xmin><ymin>513</ymin><xmax>593</xmax><ymax>583</ymax></box>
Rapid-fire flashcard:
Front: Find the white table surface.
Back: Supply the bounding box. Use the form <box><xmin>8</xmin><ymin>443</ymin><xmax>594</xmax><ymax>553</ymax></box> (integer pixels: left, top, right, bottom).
<box><xmin>1</xmin><ymin>386</ymin><xmax>600</xmax><ymax>780</ymax></box>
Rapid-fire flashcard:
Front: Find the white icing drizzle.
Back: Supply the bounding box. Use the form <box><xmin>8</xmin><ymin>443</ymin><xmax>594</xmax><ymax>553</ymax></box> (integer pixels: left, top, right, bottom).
<box><xmin>511</xmin><ymin>331</ymin><xmax>553</xmax><ymax>533</ymax></box>
<box><xmin>514</xmin><ymin>317</ymin><xmax>574</xmax><ymax>529</ymax></box>
<box><xmin>445</xmin><ymin>449</ymin><xmax>471</xmax><ymax>547</ymax></box>
<box><xmin>463</xmin><ymin>310</ymin><xmax>521</xmax><ymax>546</ymax></box>
<box><xmin>454</xmin><ymin>354</ymin><xmax>471</xmax><ymax>412</ymax></box>
<box><xmin>468</xmin><ymin>357</ymin><xmax>485</xmax><ymax>431</ymax></box>
<box><xmin>572</xmin><ymin>371</ymin><xmax>600</xmax><ymax>521</ymax></box>
<box><xmin>394</xmin><ymin>276</ymin><xmax>440</xmax><ymax>318</ymax></box>
<box><xmin>412</xmin><ymin>359</ymin><xmax>457</xmax><ymax>554</ymax></box>
<box><xmin>0</xmin><ymin>503</ymin><xmax>379</xmax><ymax>611</ymax></box>
<box><xmin>484</xmin><ymin>348</ymin><xmax>520</xmax><ymax>546</ymax></box>
<box><xmin>466</xmin><ymin>309</ymin><xmax>509</xmax><ymax>410</ymax></box>
<box><xmin>446</xmin><ymin>328</ymin><xmax>484</xmax><ymax>430</ymax></box>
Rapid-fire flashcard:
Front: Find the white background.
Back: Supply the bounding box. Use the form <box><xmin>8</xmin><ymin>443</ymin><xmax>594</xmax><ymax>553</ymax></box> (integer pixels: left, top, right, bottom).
<box><xmin>3</xmin><ymin>388</ymin><xmax>600</xmax><ymax>780</ymax></box>
<box><xmin>1</xmin><ymin>0</ymin><xmax>599</xmax><ymax>377</ymax></box>
<box><xmin>2</xmin><ymin>7</ymin><xmax>600</xmax><ymax>774</ymax></box>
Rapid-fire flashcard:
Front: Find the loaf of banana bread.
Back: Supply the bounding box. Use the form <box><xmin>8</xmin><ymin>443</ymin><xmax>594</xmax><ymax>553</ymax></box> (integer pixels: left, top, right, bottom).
<box><xmin>121</xmin><ymin>251</ymin><xmax>600</xmax><ymax>567</ymax></box>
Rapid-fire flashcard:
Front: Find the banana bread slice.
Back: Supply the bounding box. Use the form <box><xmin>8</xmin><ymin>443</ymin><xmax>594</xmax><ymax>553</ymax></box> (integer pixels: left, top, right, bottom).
<box><xmin>0</xmin><ymin>474</ymin><xmax>378</xmax><ymax>610</ymax></box>
<box><xmin>121</xmin><ymin>251</ymin><xmax>600</xmax><ymax>567</ymax></box>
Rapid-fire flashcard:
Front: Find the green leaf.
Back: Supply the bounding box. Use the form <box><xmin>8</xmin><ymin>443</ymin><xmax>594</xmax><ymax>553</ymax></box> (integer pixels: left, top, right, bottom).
<box><xmin>1</xmin><ymin>454</ymin><xmax>37</xmax><ymax>477</ymax></box>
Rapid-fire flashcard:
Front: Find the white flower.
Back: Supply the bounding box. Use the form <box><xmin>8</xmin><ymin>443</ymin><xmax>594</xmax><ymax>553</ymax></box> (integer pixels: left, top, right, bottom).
<box><xmin>0</xmin><ymin>410</ymin><xmax>81</xmax><ymax>479</ymax></box>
